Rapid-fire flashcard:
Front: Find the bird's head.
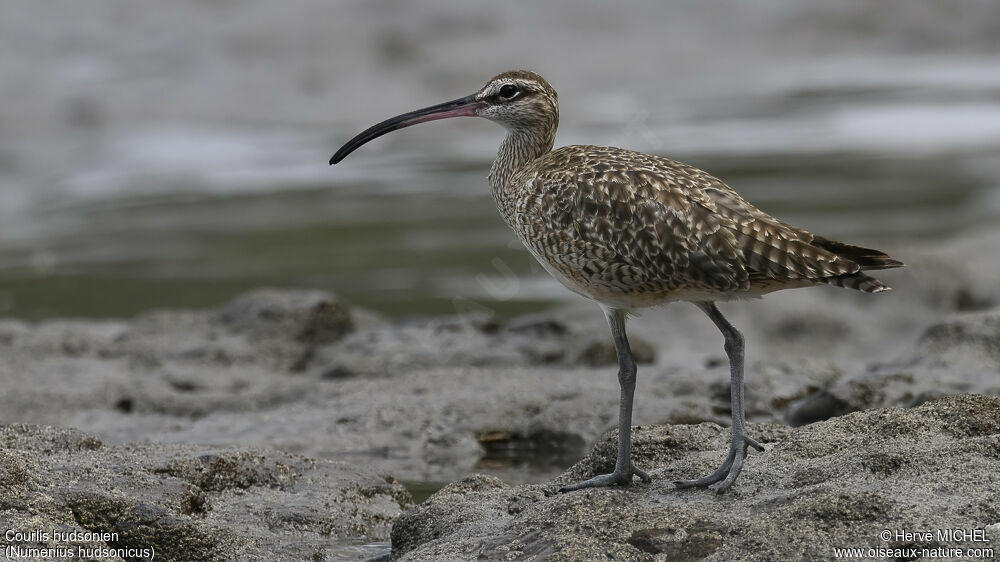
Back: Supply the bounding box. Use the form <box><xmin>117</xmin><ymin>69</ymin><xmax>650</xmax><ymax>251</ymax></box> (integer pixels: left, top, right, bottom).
<box><xmin>330</xmin><ymin>70</ymin><xmax>558</xmax><ymax>164</ymax></box>
<box><xmin>473</xmin><ymin>70</ymin><xmax>559</xmax><ymax>132</ymax></box>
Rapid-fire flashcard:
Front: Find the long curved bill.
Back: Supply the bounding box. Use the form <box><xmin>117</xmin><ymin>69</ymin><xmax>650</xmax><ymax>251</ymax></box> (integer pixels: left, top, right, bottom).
<box><xmin>330</xmin><ymin>94</ymin><xmax>481</xmax><ymax>164</ymax></box>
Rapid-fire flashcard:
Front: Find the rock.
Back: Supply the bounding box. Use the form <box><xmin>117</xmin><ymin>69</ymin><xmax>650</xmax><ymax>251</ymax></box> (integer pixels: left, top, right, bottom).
<box><xmin>918</xmin><ymin>227</ymin><xmax>1000</xmax><ymax>312</ymax></box>
<box><xmin>574</xmin><ymin>336</ymin><xmax>656</xmax><ymax>366</ymax></box>
<box><xmin>917</xmin><ymin>307</ymin><xmax>1000</xmax><ymax>368</ymax></box>
<box><xmin>0</xmin><ymin>424</ymin><xmax>411</xmax><ymax>561</ymax></box>
<box><xmin>820</xmin><ymin>308</ymin><xmax>1000</xmax><ymax>417</ymax></box>
<box><xmin>391</xmin><ymin>394</ymin><xmax>1000</xmax><ymax>561</ymax></box>
<box><xmin>217</xmin><ymin>288</ymin><xmax>354</xmax><ymax>345</ymax></box>
<box><xmin>784</xmin><ymin>389</ymin><xmax>857</xmax><ymax>426</ymax></box>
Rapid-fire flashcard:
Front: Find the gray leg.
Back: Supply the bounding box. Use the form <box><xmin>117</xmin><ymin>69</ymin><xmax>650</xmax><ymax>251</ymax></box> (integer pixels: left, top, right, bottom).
<box><xmin>674</xmin><ymin>302</ymin><xmax>764</xmax><ymax>493</ymax></box>
<box><xmin>560</xmin><ymin>307</ymin><xmax>651</xmax><ymax>492</ymax></box>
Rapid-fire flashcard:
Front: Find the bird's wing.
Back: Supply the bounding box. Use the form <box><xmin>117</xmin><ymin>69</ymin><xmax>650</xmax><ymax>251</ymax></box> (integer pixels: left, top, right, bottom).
<box><xmin>697</xmin><ymin>183</ymin><xmax>862</xmax><ymax>281</ymax></box>
<box><xmin>513</xmin><ymin>146</ymin><xmax>862</xmax><ymax>293</ymax></box>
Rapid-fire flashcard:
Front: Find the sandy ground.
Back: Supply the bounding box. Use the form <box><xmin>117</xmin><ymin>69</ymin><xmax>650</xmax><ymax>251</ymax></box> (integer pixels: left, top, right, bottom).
<box><xmin>1</xmin><ymin>226</ymin><xmax>999</xmax><ymax>558</ymax></box>
<box><xmin>392</xmin><ymin>395</ymin><xmax>1000</xmax><ymax>560</ymax></box>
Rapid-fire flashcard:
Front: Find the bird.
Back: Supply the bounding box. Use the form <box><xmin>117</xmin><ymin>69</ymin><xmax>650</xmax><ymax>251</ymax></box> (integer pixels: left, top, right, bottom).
<box><xmin>329</xmin><ymin>70</ymin><xmax>902</xmax><ymax>493</ymax></box>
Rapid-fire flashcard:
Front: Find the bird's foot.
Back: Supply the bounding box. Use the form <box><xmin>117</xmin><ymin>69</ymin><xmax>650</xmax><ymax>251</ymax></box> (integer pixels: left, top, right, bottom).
<box><xmin>674</xmin><ymin>433</ymin><xmax>764</xmax><ymax>494</ymax></box>
<box><xmin>559</xmin><ymin>464</ymin><xmax>651</xmax><ymax>493</ymax></box>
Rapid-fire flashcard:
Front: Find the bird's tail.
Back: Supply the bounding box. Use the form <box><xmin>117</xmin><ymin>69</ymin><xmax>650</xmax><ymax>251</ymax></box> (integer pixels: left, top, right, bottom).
<box><xmin>811</xmin><ymin>237</ymin><xmax>904</xmax><ymax>270</ymax></box>
<box><xmin>822</xmin><ymin>272</ymin><xmax>891</xmax><ymax>293</ymax></box>
<box><xmin>811</xmin><ymin>237</ymin><xmax>902</xmax><ymax>293</ymax></box>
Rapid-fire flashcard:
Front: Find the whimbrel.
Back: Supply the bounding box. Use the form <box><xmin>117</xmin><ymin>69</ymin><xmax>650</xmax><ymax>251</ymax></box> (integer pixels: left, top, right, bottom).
<box><xmin>330</xmin><ymin>70</ymin><xmax>902</xmax><ymax>493</ymax></box>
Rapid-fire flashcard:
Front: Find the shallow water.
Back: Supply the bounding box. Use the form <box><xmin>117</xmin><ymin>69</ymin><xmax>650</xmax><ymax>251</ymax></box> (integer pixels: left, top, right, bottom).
<box><xmin>0</xmin><ymin>148</ymin><xmax>995</xmax><ymax>320</ymax></box>
<box><xmin>330</xmin><ymin>540</ymin><xmax>390</xmax><ymax>562</ymax></box>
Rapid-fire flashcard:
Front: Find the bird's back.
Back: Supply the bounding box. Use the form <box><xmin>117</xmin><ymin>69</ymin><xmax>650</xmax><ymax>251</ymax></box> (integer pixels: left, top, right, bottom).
<box><xmin>504</xmin><ymin>145</ymin><xmax>901</xmax><ymax>308</ymax></box>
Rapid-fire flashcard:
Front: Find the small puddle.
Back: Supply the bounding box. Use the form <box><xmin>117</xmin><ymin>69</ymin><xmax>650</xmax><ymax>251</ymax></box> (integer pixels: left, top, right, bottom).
<box><xmin>330</xmin><ymin>540</ymin><xmax>390</xmax><ymax>561</ymax></box>
<box><xmin>401</xmin><ymin>431</ymin><xmax>587</xmax><ymax>503</ymax></box>
<box><xmin>399</xmin><ymin>480</ymin><xmax>452</xmax><ymax>504</ymax></box>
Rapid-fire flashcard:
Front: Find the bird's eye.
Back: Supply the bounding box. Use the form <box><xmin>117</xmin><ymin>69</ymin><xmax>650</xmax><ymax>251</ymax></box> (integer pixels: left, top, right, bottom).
<box><xmin>498</xmin><ymin>84</ymin><xmax>519</xmax><ymax>100</ymax></box>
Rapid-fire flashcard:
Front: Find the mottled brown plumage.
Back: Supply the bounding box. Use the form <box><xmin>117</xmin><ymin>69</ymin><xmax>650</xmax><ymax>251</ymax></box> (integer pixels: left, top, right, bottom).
<box><xmin>330</xmin><ymin>70</ymin><xmax>902</xmax><ymax>494</ymax></box>
<box><xmin>509</xmin><ymin>145</ymin><xmax>902</xmax><ymax>307</ymax></box>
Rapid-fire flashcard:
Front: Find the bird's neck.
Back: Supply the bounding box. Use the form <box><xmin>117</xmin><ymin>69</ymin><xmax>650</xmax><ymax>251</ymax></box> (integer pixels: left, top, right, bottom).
<box><xmin>488</xmin><ymin>127</ymin><xmax>555</xmax><ymax>211</ymax></box>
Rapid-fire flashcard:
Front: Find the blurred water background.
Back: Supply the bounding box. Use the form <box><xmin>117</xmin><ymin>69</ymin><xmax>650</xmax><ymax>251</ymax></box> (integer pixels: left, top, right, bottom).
<box><xmin>2</xmin><ymin>0</ymin><xmax>999</xmax><ymax>320</ymax></box>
